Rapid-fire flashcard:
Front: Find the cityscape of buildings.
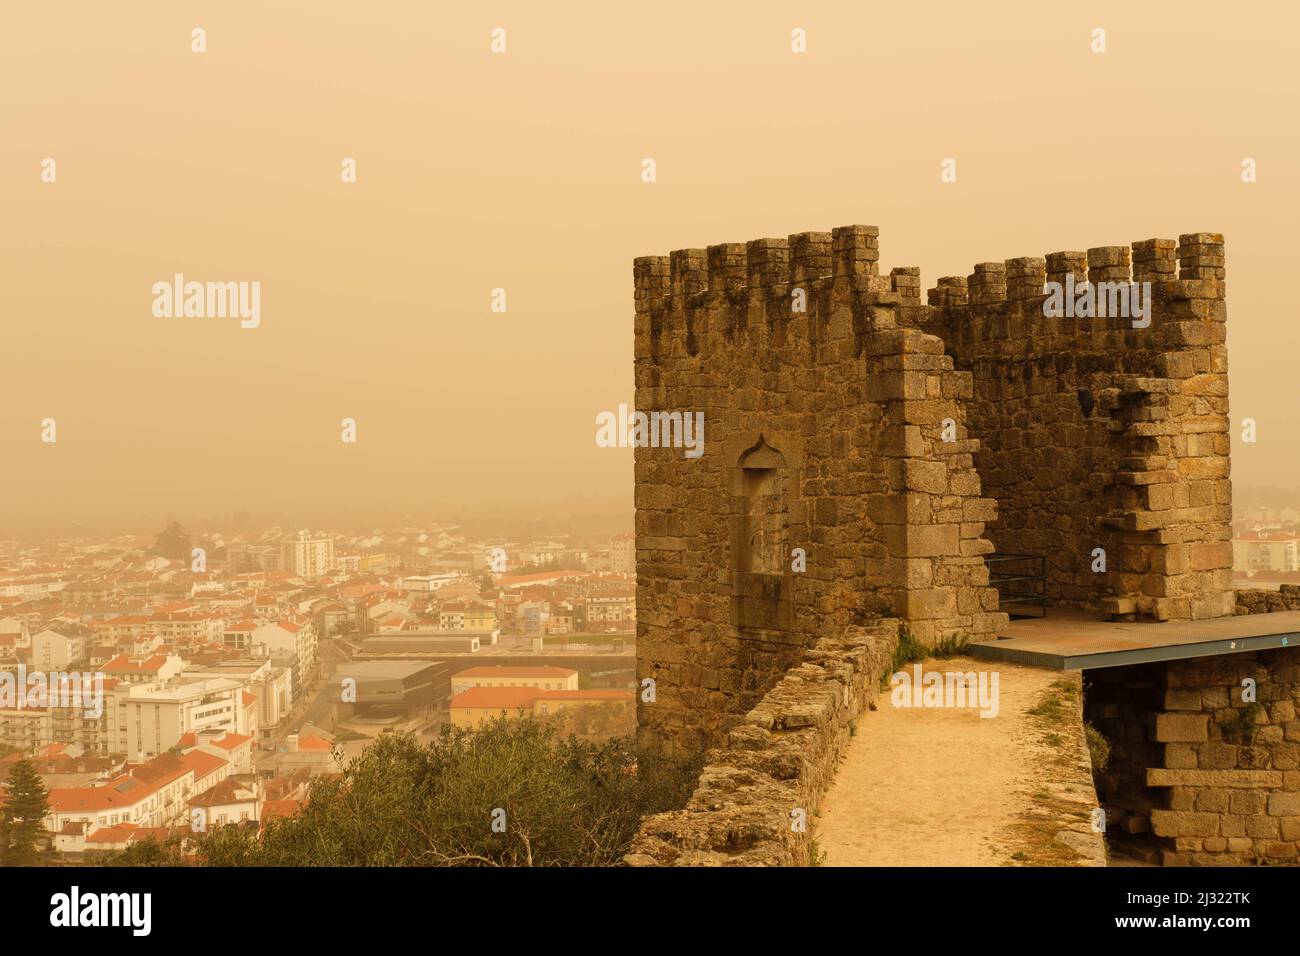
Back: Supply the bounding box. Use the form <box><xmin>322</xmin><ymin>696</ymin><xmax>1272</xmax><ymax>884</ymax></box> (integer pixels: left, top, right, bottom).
<box><xmin>1231</xmin><ymin>499</ymin><xmax>1300</xmax><ymax>582</ymax></box>
<box><xmin>0</xmin><ymin>521</ymin><xmax>636</xmax><ymax>860</ymax></box>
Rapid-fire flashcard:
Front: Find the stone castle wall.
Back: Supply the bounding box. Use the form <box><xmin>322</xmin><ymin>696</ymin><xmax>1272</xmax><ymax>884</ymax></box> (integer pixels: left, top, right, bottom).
<box><xmin>625</xmin><ymin>619</ymin><xmax>899</xmax><ymax>866</ymax></box>
<box><xmin>1087</xmin><ymin>646</ymin><xmax>1300</xmax><ymax>865</ymax></box>
<box><xmin>1236</xmin><ymin>585</ymin><xmax>1300</xmax><ymax>615</ymax></box>
<box><xmin>633</xmin><ymin>225</ymin><xmax>1233</xmax><ymax>758</ymax></box>
<box><xmin>1086</xmin><ymin>662</ymin><xmax>1170</xmax><ymax>843</ymax></box>
<box><xmin>909</xmin><ymin>236</ymin><xmax>1233</xmax><ymax>621</ymax></box>
<box><xmin>633</xmin><ymin>227</ymin><xmax>1006</xmax><ymax>756</ymax></box>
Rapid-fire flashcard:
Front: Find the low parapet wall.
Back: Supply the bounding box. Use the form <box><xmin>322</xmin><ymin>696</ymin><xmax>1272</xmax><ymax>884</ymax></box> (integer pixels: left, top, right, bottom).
<box><xmin>625</xmin><ymin>619</ymin><xmax>899</xmax><ymax>866</ymax></box>
<box><xmin>1236</xmin><ymin>585</ymin><xmax>1300</xmax><ymax>615</ymax></box>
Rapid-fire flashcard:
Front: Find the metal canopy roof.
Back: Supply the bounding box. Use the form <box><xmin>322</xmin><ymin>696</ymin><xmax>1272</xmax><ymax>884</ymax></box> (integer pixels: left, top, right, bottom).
<box><xmin>968</xmin><ymin>609</ymin><xmax>1300</xmax><ymax>670</ymax></box>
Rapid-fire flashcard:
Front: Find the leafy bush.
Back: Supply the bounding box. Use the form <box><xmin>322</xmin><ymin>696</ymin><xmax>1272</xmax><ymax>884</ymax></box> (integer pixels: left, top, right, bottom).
<box><xmin>103</xmin><ymin>833</ymin><xmax>193</xmax><ymax>867</ymax></box>
<box><xmin>199</xmin><ymin>717</ymin><xmax>698</xmax><ymax>867</ymax></box>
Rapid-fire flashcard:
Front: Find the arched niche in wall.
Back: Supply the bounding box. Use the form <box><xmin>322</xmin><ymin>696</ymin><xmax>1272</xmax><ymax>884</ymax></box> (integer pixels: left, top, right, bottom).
<box><xmin>730</xmin><ymin>435</ymin><xmax>794</xmax><ymax>634</ymax></box>
<box><xmin>736</xmin><ymin>437</ymin><xmax>789</xmax><ymax>575</ymax></box>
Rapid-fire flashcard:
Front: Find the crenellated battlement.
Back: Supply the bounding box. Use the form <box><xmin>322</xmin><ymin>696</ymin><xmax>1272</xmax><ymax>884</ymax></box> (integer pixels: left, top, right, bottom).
<box><xmin>634</xmin><ymin>223</ymin><xmax>1235</xmax><ymax>760</ymax></box>
<box><xmin>636</xmin><ymin>228</ymin><xmax>1226</xmax><ymax>367</ymax></box>
<box><xmin>925</xmin><ymin>233</ymin><xmax>1226</xmax><ymax>309</ymax></box>
<box><xmin>639</xmin><ymin>231</ymin><xmax>1225</xmax><ymax>316</ymax></box>
<box><xmin>634</xmin><ymin>225</ymin><xmax>900</xmax><ymax>305</ymax></box>
<box><xmin>635</xmin><ymin>226</ymin><xmax>927</xmax><ymax>364</ymax></box>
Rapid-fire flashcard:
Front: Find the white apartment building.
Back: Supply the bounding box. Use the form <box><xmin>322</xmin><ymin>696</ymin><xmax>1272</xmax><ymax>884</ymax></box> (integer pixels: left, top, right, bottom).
<box><xmin>32</xmin><ymin>629</ymin><xmax>87</xmax><ymax>671</ymax></box>
<box><xmin>48</xmin><ymin>764</ymin><xmax>192</xmax><ymax>834</ymax></box>
<box><xmin>281</xmin><ymin>531</ymin><xmax>335</xmax><ymax>578</ymax></box>
<box><xmin>252</xmin><ymin>619</ymin><xmax>317</xmax><ymax>697</ymax></box>
<box><xmin>183</xmin><ymin>658</ymin><xmax>291</xmax><ymax>739</ymax></box>
<box><xmin>47</xmin><ymin>744</ymin><xmax>233</xmax><ymax>835</ymax></box>
<box><xmin>252</xmin><ymin>620</ymin><xmax>316</xmax><ymax>674</ymax></box>
<box><xmin>152</xmin><ymin>612</ymin><xmax>225</xmax><ymax>645</ymax></box>
<box><xmin>0</xmin><ymin>708</ymin><xmax>50</xmax><ymax>752</ymax></box>
<box><xmin>226</xmin><ymin>543</ymin><xmax>282</xmax><ymax>573</ymax></box>
<box><xmin>121</xmin><ymin>677</ymin><xmax>246</xmax><ymax>761</ymax></box>
<box><xmin>0</xmin><ymin>671</ymin><xmax>119</xmax><ymax>755</ymax></box>
<box><xmin>609</xmin><ymin>532</ymin><xmax>635</xmax><ymax>574</ymax></box>
<box><xmin>0</xmin><ymin>575</ymin><xmax>66</xmax><ymax>599</ymax></box>
<box><xmin>1233</xmin><ymin>532</ymin><xmax>1300</xmax><ymax>573</ymax></box>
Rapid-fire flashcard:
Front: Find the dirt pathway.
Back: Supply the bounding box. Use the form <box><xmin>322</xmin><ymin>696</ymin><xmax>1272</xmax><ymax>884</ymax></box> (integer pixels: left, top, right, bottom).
<box><xmin>817</xmin><ymin>656</ymin><xmax>1103</xmax><ymax>866</ymax></box>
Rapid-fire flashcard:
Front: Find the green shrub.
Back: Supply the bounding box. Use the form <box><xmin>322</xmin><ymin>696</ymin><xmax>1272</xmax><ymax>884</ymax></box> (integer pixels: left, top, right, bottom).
<box><xmin>930</xmin><ymin>634</ymin><xmax>970</xmax><ymax>659</ymax></box>
<box><xmin>199</xmin><ymin>718</ymin><xmax>699</xmax><ymax>867</ymax></box>
<box><xmin>881</xmin><ymin>626</ymin><xmax>928</xmax><ymax>688</ymax></box>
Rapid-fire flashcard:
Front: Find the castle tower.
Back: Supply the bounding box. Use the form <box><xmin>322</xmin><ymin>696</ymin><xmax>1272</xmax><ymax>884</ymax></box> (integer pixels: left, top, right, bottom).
<box><xmin>633</xmin><ymin>227</ymin><xmax>1007</xmax><ymax>755</ymax></box>
<box><xmin>633</xmin><ymin>226</ymin><xmax>1233</xmax><ymax>757</ymax></box>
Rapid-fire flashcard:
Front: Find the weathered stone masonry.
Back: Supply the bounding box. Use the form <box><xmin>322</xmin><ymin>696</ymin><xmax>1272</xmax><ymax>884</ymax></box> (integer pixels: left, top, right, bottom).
<box><xmin>634</xmin><ymin>227</ymin><xmax>1006</xmax><ymax>757</ymax></box>
<box><xmin>629</xmin><ymin>225</ymin><xmax>1290</xmax><ymax>867</ymax></box>
<box><xmin>627</xmin><ymin>620</ymin><xmax>899</xmax><ymax>866</ymax></box>
<box><xmin>1087</xmin><ymin>647</ymin><xmax>1300</xmax><ymax>865</ymax></box>
<box><xmin>634</xmin><ymin>226</ymin><xmax>1234</xmax><ymax>759</ymax></box>
<box><xmin>914</xmin><ymin>237</ymin><xmax>1233</xmax><ymax>623</ymax></box>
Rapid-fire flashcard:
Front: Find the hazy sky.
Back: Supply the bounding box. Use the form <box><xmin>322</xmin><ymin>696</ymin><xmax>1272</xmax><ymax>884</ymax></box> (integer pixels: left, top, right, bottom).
<box><xmin>3</xmin><ymin>1</ymin><xmax>1298</xmax><ymax>534</ymax></box>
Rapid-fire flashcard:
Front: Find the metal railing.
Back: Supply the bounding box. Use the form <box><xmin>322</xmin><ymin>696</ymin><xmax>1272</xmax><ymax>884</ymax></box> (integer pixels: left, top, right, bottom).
<box><xmin>986</xmin><ymin>552</ymin><xmax>1047</xmax><ymax>618</ymax></box>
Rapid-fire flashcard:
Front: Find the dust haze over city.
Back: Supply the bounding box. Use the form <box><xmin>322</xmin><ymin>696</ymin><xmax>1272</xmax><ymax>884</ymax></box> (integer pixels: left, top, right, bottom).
<box><xmin>2</xmin><ymin>0</ymin><xmax>1300</xmax><ymax>936</ymax></box>
<box><xmin>4</xmin><ymin>3</ymin><xmax>1300</xmax><ymax>535</ymax></box>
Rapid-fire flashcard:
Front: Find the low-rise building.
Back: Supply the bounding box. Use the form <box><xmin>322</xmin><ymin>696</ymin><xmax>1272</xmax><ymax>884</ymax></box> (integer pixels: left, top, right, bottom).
<box><xmin>451</xmin><ymin>666</ymin><xmax>578</xmax><ymax>696</ymax></box>
<box><xmin>361</xmin><ymin>630</ymin><xmax>488</xmax><ymax>655</ymax></box>
<box><xmin>449</xmin><ymin>686</ymin><xmax>635</xmax><ymax>729</ymax></box>
<box><xmin>189</xmin><ymin>773</ymin><xmax>262</xmax><ymax>829</ymax></box>
<box><xmin>332</xmin><ymin>660</ymin><xmax>450</xmax><ymax>723</ymax></box>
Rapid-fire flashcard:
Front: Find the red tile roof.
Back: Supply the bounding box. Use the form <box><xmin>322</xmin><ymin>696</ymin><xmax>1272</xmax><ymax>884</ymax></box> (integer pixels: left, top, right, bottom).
<box><xmin>102</xmin><ymin>653</ymin><xmax>170</xmax><ymax>674</ymax></box>
<box><xmin>189</xmin><ymin>777</ymin><xmax>256</xmax><ymax>808</ymax></box>
<box><xmin>261</xmin><ymin>798</ymin><xmax>303</xmax><ymax>821</ymax></box>
<box><xmin>49</xmin><ymin>775</ymin><xmax>148</xmax><ymax>813</ymax></box>
<box><xmin>450</xmin><ymin>686</ymin><xmax>542</xmax><ymax>710</ymax></box>
<box><xmin>180</xmin><ymin>749</ymin><xmax>227</xmax><ymax>784</ymax></box>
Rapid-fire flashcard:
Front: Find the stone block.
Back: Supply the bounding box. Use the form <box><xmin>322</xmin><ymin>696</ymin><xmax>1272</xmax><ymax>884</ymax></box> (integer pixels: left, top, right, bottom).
<box><xmin>1153</xmin><ymin>713</ymin><xmax>1208</xmax><ymax>743</ymax></box>
<box><xmin>1150</xmin><ymin>810</ymin><xmax>1220</xmax><ymax>838</ymax></box>
<box><xmin>1267</xmin><ymin>791</ymin><xmax>1300</xmax><ymax>816</ymax></box>
<box><xmin>1163</xmin><ymin>688</ymin><xmax>1202</xmax><ymax>711</ymax></box>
